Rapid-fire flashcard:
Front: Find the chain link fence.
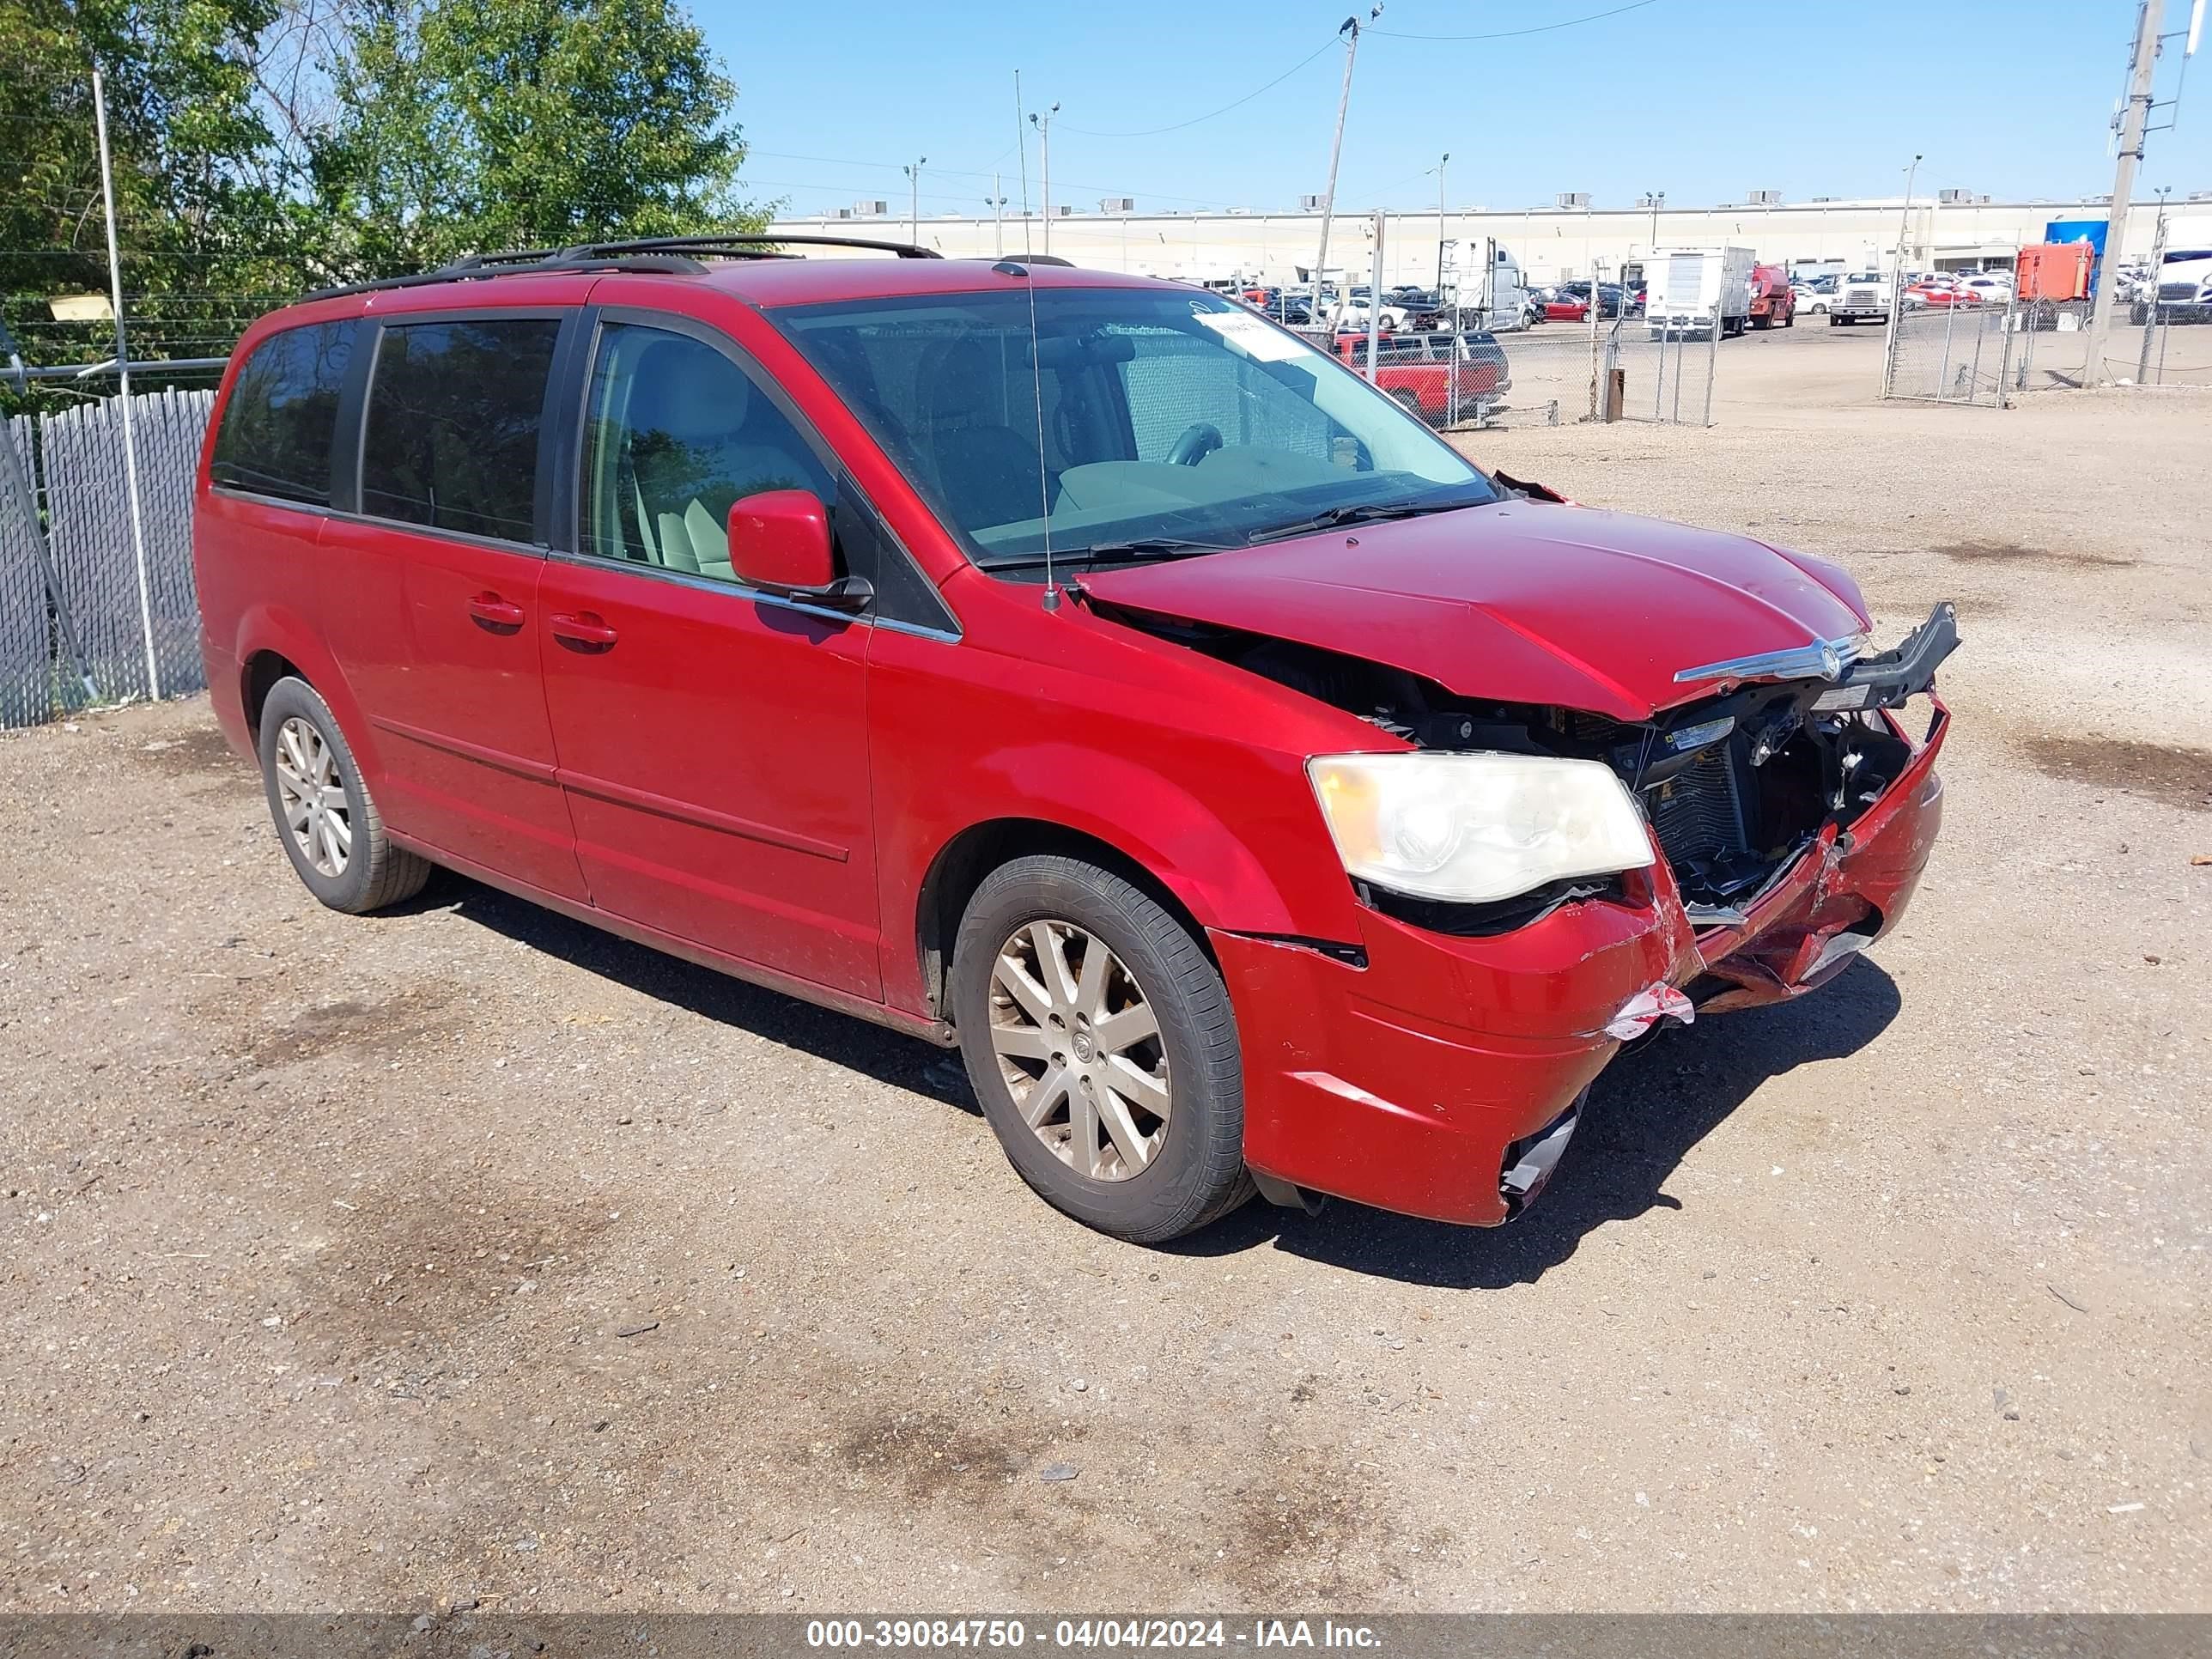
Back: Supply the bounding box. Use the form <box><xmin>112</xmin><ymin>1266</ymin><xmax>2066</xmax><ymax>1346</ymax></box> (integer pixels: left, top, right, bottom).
<box><xmin>0</xmin><ymin>387</ymin><xmax>212</xmax><ymax>729</ymax></box>
<box><xmin>0</xmin><ymin>415</ymin><xmax>53</xmax><ymax>728</ymax></box>
<box><xmin>1883</xmin><ymin>299</ymin><xmax>2015</xmax><ymax>408</ymax></box>
<box><xmin>1303</xmin><ymin>302</ymin><xmax>1718</xmax><ymax>434</ymax></box>
<box><xmin>1881</xmin><ymin>258</ymin><xmax>2212</xmax><ymax>404</ymax></box>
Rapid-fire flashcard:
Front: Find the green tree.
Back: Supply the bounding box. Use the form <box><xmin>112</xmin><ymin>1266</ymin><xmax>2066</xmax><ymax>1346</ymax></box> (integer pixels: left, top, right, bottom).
<box><xmin>1</xmin><ymin>0</ymin><xmax>301</xmax><ymax>397</ymax></box>
<box><xmin>312</xmin><ymin>0</ymin><xmax>764</xmax><ymax>275</ymax></box>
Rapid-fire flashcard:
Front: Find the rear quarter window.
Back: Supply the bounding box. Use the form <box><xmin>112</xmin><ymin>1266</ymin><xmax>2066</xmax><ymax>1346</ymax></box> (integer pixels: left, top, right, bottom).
<box><xmin>210</xmin><ymin>319</ymin><xmax>358</xmax><ymax>505</ymax></box>
<box><xmin>360</xmin><ymin>317</ymin><xmax>562</xmax><ymax>543</ymax></box>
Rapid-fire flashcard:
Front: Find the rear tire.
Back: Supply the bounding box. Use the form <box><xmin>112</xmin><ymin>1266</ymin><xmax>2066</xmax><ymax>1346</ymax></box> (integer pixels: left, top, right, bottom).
<box><xmin>258</xmin><ymin>677</ymin><xmax>431</xmax><ymax>915</ymax></box>
<box><xmin>951</xmin><ymin>855</ymin><xmax>1254</xmax><ymax>1243</ymax></box>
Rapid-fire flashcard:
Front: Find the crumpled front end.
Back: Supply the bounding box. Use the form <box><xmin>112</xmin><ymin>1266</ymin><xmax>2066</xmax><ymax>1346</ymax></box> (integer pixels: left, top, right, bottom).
<box><xmin>1687</xmin><ymin>698</ymin><xmax>1947</xmax><ymax>1012</ymax></box>
<box><xmin>1215</xmin><ymin>605</ymin><xmax>1954</xmax><ymax>1230</ymax></box>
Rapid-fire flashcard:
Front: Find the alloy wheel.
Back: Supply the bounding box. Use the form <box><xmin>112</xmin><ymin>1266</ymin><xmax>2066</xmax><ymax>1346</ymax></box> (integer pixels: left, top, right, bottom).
<box><xmin>273</xmin><ymin>715</ymin><xmax>351</xmax><ymax>878</ymax></box>
<box><xmin>988</xmin><ymin>920</ymin><xmax>1171</xmax><ymax>1182</ymax></box>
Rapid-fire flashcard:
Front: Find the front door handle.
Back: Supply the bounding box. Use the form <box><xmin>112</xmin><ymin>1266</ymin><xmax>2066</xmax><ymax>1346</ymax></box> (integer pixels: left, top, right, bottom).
<box><xmin>550</xmin><ymin>611</ymin><xmax>618</xmax><ymax>651</ymax></box>
<box><xmin>467</xmin><ymin>592</ymin><xmax>525</xmax><ymax>631</ymax></box>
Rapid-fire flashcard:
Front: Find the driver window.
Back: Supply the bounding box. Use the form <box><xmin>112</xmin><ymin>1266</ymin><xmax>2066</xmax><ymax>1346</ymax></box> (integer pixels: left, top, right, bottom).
<box><xmin>580</xmin><ymin>323</ymin><xmax>832</xmax><ymax>583</ymax></box>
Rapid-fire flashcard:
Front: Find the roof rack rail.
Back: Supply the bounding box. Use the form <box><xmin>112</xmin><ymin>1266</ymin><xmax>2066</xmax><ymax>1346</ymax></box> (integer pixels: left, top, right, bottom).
<box><xmin>301</xmin><ymin>232</ymin><xmax>939</xmax><ymax>304</ymax></box>
<box><xmin>556</xmin><ymin>234</ymin><xmax>941</xmax><ymax>262</ymax></box>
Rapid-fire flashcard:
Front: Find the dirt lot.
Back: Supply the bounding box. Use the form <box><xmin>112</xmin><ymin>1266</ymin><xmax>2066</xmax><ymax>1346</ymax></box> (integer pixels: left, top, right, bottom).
<box><xmin>3</xmin><ymin>328</ymin><xmax>2207</xmax><ymax>1615</ymax></box>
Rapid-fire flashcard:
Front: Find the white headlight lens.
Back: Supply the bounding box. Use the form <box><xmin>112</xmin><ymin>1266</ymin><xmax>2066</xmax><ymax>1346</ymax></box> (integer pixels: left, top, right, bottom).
<box><xmin>1307</xmin><ymin>751</ymin><xmax>1654</xmax><ymax>904</ymax></box>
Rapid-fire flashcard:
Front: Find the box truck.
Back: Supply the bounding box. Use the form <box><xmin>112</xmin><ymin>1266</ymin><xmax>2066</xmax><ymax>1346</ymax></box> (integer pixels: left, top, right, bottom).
<box><xmin>1646</xmin><ymin>246</ymin><xmax>1755</xmax><ymax>338</ymax></box>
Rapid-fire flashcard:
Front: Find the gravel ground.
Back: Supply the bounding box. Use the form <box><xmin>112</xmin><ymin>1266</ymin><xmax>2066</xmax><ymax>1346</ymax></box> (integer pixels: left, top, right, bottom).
<box><xmin>3</xmin><ymin>329</ymin><xmax>2207</xmax><ymax>1616</ymax></box>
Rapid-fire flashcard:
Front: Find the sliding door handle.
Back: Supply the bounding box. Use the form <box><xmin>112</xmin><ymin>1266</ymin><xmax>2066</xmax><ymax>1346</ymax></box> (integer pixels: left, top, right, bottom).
<box><xmin>550</xmin><ymin>611</ymin><xmax>618</xmax><ymax>651</ymax></box>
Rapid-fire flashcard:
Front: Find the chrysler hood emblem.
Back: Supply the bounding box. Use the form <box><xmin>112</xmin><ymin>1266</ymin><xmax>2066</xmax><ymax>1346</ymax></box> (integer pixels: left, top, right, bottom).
<box><xmin>1673</xmin><ymin>633</ymin><xmax>1865</xmax><ymax>688</ymax></box>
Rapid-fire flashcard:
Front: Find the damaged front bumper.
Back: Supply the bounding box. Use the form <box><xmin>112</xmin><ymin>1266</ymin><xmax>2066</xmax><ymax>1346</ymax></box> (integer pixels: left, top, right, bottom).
<box><xmin>1690</xmin><ymin>695</ymin><xmax>1948</xmax><ymax>1012</ymax></box>
<box><xmin>1214</xmin><ymin>693</ymin><xmax>1948</xmax><ymax>1231</ymax></box>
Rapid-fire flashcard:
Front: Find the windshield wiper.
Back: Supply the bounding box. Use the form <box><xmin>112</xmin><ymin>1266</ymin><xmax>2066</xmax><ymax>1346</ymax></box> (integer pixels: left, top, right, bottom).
<box><xmin>977</xmin><ymin>536</ymin><xmax>1237</xmax><ymax>573</ymax></box>
<box><xmin>1245</xmin><ymin>489</ymin><xmax>1496</xmax><ymax>545</ymax></box>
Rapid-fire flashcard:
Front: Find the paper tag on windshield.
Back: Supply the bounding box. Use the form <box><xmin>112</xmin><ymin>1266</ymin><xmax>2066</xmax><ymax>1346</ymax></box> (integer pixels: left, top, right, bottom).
<box><xmin>1191</xmin><ymin>309</ymin><xmax>1304</xmax><ymax>362</ymax></box>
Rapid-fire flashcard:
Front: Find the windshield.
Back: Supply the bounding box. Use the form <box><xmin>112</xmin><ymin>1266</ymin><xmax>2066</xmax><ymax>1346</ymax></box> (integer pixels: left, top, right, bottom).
<box><xmin>772</xmin><ymin>285</ymin><xmax>1492</xmax><ymax>571</ymax></box>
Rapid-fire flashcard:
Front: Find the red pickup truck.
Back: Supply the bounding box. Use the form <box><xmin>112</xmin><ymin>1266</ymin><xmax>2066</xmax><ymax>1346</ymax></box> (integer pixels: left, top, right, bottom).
<box><xmin>1334</xmin><ymin>331</ymin><xmax>1509</xmax><ymax>424</ymax></box>
<box><xmin>1747</xmin><ymin>264</ymin><xmax>1796</xmax><ymax>329</ymax></box>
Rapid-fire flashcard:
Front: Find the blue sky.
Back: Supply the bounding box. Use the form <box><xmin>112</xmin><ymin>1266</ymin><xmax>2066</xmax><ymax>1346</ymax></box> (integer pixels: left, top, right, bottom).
<box><xmin>695</xmin><ymin>0</ymin><xmax>2212</xmax><ymax>219</ymax></box>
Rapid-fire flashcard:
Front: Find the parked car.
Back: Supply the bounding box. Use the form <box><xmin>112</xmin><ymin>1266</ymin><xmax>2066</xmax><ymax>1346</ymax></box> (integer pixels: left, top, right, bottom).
<box><xmin>2131</xmin><ymin>245</ymin><xmax>2212</xmax><ymax>323</ymax></box>
<box><xmin>1542</xmin><ymin>281</ymin><xmax>1630</xmax><ymax>322</ymax></box>
<box><xmin>1792</xmin><ymin>274</ymin><xmax>1838</xmax><ymax>314</ymax></box>
<box><xmin>1334</xmin><ymin>329</ymin><xmax>1510</xmax><ymax>424</ymax></box>
<box><xmin>1747</xmin><ymin>264</ymin><xmax>1796</xmax><ymax>329</ymax></box>
<box><xmin>193</xmin><ymin>237</ymin><xmax>1956</xmax><ymax>1243</ymax></box>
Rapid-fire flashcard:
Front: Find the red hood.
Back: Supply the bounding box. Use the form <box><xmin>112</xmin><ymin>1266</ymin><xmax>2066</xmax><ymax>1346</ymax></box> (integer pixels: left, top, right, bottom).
<box><xmin>1080</xmin><ymin>502</ymin><xmax>1871</xmax><ymax>721</ymax></box>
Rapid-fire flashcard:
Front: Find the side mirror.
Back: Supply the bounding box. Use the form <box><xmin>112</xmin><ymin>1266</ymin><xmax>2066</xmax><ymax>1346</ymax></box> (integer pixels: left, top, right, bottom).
<box><xmin>726</xmin><ymin>489</ymin><xmax>872</xmax><ymax>611</ymax></box>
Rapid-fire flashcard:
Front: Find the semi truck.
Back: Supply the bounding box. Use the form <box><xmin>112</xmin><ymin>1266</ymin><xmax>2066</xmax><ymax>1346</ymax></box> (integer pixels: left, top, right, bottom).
<box><xmin>1646</xmin><ymin>246</ymin><xmax>1755</xmax><ymax>338</ymax></box>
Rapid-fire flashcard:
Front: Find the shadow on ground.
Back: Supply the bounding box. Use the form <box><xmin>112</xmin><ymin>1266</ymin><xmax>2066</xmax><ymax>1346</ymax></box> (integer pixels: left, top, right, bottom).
<box><xmin>407</xmin><ymin>870</ymin><xmax>981</xmax><ymax>1113</ymax></box>
<box><xmin>1203</xmin><ymin>960</ymin><xmax>1903</xmax><ymax>1288</ymax></box>
<box><xmin>416</xmin><ymin>868</ymin><xmax>1900</xmax><ymax>1289</ymax></box>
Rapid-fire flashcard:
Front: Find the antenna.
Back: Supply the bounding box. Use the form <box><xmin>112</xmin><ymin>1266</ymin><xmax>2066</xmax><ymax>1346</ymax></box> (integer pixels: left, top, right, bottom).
<box><xmin>994</xmin><ymin>260</ymin><xmax>1057</xmax><ymax>609</ymax></box>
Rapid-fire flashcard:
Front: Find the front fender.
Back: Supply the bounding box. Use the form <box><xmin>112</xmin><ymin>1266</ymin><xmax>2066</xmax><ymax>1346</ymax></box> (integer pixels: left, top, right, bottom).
<box><xmin>964</xmin><ymin>738</ymin><xmax>1316</xmax><ymax>933</ymax></box>
<box><xmin>872</xmin><ymin>713</ymin><xmax>1365</xmax><ymax>1021</ymax></box>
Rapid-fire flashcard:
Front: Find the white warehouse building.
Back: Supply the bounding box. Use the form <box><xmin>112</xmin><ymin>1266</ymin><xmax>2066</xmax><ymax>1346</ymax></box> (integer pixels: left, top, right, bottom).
<box><xmin>769</xmin><ymin>193</ymin><xmax>2186</xmax><ymax>289</ymax></box>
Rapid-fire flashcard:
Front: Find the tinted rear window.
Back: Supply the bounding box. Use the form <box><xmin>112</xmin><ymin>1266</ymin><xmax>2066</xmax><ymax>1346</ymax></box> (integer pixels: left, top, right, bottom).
<box><xmin>360</xmin><ymin>317</ymin><xmax>562</xmax><ymax>542</ymax></box>
<box><xmin>210</xmin><ymin>320</ymin><xmax>356</xmax><ymax>505</ymax></box>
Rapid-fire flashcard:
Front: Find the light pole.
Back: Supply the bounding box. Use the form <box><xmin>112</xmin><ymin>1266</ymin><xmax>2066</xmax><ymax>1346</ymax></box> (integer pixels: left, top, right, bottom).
<box><xmin>1029</xmin><ymin>104</ymin><xmax>1059</xmax><ymax>254</ymax></box>
<box><xmin>1893</xmin><ymin>154</ymin><xmax>1921</xmax><ymax>280</ymax></box>
<box><xmin>2138</xmin><ymin>184</ymin><xmax>2173</xmax><ymax>384</ymax></box>
<box><xmin>903</xmin><ymin>156</ymin><xmax>927</xmax><ymax>246</ymax></box>
<box><xmin>1434</xmin><ymin>151</ymin><xmax>1450</xmax><ymax>299</ymax></box>
<box><xmin>1647</xmin><ymin>190</ymin><xmax>1664</xmax><ymax>259</ymax></box>
<box><xmin>986</xmin><ymin>176</ymin><xmax>1008</xmax><ymax>258</ymax></box>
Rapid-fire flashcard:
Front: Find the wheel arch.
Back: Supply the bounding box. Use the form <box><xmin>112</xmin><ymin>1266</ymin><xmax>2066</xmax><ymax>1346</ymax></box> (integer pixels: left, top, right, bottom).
<box><xmin>226</xmin><ymin>605</ymin><xmax>380</xmax><ymax>773</ymax></box>
<box><xmin>915</xmin><ymin>817</ymin><xmax>1220</xmax><ymax>1024</ymax></box>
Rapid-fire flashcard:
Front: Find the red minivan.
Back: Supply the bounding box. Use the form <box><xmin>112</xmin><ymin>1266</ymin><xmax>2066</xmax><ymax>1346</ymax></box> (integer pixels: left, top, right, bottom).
<box><xmin>193</xmin><ymin>236</ymin><xmax>1955</xmax><ymax>1243</ymax></box>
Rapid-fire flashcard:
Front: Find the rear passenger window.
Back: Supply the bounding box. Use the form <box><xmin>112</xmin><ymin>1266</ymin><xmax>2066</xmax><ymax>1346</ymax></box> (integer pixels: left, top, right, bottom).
<box><xmin>360</xmin><ymin>317</ymin><xmax>561</xmax><ymax>542</ymax></box>
<box><xmin>210</xmin><ymin>320</ymin><xmax>356</xmax><ymax>505</ymax></box>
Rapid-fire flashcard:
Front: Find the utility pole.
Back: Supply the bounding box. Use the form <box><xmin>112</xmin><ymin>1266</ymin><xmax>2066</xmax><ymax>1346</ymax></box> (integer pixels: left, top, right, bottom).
<box><xmin>1311</xmin><ymin>7</ymin><xmax>1381</xmax><ymax>331</ymax></box>
<box><xmin>1434</xmin><ymin>152</ymin><xmax>1450</xmax><ymax>298</ymax></box>
<box><xmin>1029</xmin><ymin>104</ymin><xmax>1059</xmax><ymax>254</ymax></box>
<box><xmin>2083</xmin><ymin>0</ymin><xmax>2166</xmax><ymax>386</ymax></box>
<box><xmin>90</xmin><ymin>61</ymin><xmax>160</xmax><ymax>702</ymax></box>
<box><xmin>988</xmin><ymin>176</ymin><xmax>1007</xmax><ymax>258</ymax></box>
<box><xmin>903</xmin><ymin>156</ymin><xmax>927</xmax><ymax>246</ymax></box>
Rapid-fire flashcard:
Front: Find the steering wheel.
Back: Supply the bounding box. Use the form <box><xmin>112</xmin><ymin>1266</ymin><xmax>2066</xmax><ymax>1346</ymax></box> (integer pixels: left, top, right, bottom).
<box><xmin>1166</xmin><ymin>422</ymin><xmax>1224</xmax><ymax>467</ymax></box>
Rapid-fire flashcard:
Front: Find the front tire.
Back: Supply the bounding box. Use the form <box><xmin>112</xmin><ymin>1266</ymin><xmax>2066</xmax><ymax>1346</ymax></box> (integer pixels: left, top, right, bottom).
<box><xmin>258</xmin><ymin>677</ymin><xmax>430</xmax><ymax>914</ymax></box>
<box><xmin>952</xmin><ymin>855</ymin><xmax>1253</xmax><ymax>1243</ymax></box>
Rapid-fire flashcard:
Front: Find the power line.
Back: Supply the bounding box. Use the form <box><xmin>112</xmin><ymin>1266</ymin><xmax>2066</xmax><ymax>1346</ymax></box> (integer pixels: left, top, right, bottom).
<box><xmin>1370</xmin><ymin>0</ymin><xmax>1660</xmax><ymax>41</ymax></box>
<box><xmin>1056</xmin><ymin>36</ymin><xmax>1340</xmax><ymax>138</ymax></box>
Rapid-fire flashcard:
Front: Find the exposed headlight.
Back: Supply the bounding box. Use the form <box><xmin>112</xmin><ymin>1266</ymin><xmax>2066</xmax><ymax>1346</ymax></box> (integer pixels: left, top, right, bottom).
<box><xmin>1307</xmin><ymin>751</ymin><xmax>1655</xmax><ymax>905</ymax></box>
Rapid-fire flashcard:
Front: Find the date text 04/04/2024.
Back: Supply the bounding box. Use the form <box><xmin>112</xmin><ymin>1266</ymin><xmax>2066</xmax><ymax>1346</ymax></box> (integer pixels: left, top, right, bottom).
<box><xmin>804</xmin><ymin>1620</ymin><xmax>1383</xmax><ymax>1650</ymax></box>
<box><xmin>796</xmin><ymin>1627</ymin><xmax>1380</xmax><ymax>1654</ymax></box>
